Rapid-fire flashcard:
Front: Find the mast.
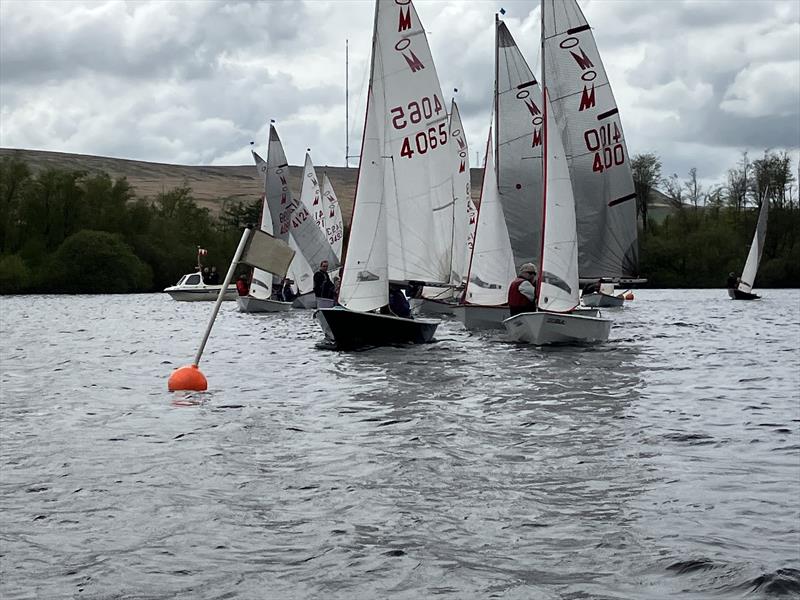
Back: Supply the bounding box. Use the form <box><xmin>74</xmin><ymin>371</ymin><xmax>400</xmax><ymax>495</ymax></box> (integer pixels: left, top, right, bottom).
<box><xmin>537</xmin><ymin>0</ymin><xmax>547</xmax><ymax>301</ymax></box>
<box><xmin>494</xmin><ymin>13</ymin><xmax>500</xmax><ymax>190</ymax></box>
<box><xmin>345</xmin><ymin>39</ymin><xmax>349</xmax><ymax>168</ymax></box>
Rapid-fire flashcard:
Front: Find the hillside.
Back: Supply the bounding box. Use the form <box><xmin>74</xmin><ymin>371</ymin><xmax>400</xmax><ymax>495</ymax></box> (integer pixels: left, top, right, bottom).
<box><xmin>0</xmin><ymin>148</ymin><xmax>486</xmax><ymax>222</ymax></box>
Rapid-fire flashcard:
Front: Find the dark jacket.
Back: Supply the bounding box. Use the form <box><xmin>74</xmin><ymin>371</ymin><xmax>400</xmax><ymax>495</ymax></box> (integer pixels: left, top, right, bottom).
<box><xmin>314</xmin><ymin>270</ymin><xmax>336</xmax><ymax>299</ymax></box>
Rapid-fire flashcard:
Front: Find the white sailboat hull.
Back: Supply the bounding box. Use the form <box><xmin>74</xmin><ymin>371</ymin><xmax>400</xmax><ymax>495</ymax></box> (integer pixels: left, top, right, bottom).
<box><xmin>581</xmin><ymin>292</ymin><xmax>624</xmax><ymax>308</ymax></box>
<box><xmin>236</xmin><ymin>296</ymin><xmax>293</xmax><ymax>313</ymax></box>
<box><xmin>453</xmin><ymin>305</ymin><xmax>510</xmax><ymax>330</ymax></box>
<box><xmin>292</xmin><ymin>291</ymin><xmax>317</xmax><ymax>309</ymax></box>
<box><xmin>503</xmin><ymin>311</ymin><xmax>611</xmax><ymax>345</ymax></box>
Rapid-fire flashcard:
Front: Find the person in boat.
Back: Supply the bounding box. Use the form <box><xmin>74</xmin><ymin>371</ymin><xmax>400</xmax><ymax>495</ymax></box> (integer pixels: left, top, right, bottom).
<box><xmin>583</xmin><ymin>279</ymin><xmax>602</xmax><ymax>295</ymax></box>
<box><xmin>235</xmin><ymin>274</ymin><xmax>249</xmax><ymax>296</ymax></box>
<box><xmin>726</xmin><ymin>272</ymin><xmax>740</xmax><ymax>289</ymax></box>
<box><xmin>380</xmin><ymin>285</ymin><xmax>412</xmax><ymax>319</ymax></box>
<box><xmin>280</xmin><ymin>278</ymin><xmax>296</xmax><ymax>302</ymax></box>
<box><xmin>508</xmin><ymin>263</ymin><xmax>539</xmax><ymax>316</ymax></box>
<box><xmin>208</xmin><ymin>266</ymin><xmax>220</xmax><ymax>285</ymax></box>
<box><xmin>313</xmin><ymin>260</ymin><xmax>336</xmax><ymax>301</ymax></box>
<box><xmin>202</xmin><ymin>267</ymin><xmax>211</xmax><ymax>284</ymax></box>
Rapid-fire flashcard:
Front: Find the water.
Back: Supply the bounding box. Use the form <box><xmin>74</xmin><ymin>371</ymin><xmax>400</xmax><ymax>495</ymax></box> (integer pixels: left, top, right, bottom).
<box><xmin>1</xmin><ymin>289</ymin><xmax>798</xmax><ymax>599</ymax></box>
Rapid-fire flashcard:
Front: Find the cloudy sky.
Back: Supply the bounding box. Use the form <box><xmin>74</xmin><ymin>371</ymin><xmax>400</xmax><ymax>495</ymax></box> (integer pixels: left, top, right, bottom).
<box><xmin>1</xmin><ymin>0</ymin><xmax>798</xmax><ymax>189</ymax></box>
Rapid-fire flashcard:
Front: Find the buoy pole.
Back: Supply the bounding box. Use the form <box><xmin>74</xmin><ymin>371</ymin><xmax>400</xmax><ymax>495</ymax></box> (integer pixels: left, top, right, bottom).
<box><xmin>193</xmin><ymin>228</ymin><xmax>251</xmax><ymax>366</ymax></box>
<box><xmin>168</xmin><ymin>228</ymin><xmax>252</xmax><ymax>391</ymax></box>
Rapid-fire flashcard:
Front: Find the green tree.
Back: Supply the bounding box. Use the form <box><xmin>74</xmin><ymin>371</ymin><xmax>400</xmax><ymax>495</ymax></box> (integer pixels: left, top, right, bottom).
<box><xmin>631</xmin><ymin>153</ymin><xmax>661</xmax><ymax>231</ymax></box>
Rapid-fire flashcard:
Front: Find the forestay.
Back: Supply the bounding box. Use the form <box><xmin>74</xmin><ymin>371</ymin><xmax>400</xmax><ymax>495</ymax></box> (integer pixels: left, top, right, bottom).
<box><xmin>465</xmin><ymin>125</ymin><xmax>516</xmax><ymax>306</ymax></box>
<box><xmin>542</xmin><ymin>0</ymin><xmax>638</xmax><ymax>280</ymax></box>
<box><xmin>338</xmin><ymin>0</ymin><xmax>454</xmax><ymax>311</ymax></box>
<box><xmin>321</xmin><ymin>173</ymin><xmax>344</xmax><ymax>260</ymax></box>
<box><xmin>538</xmin><ymin>89</ymin><xmax>580</xmax><ymax>313</ymax></box>
<box><xmin>738</xmin><ymin>199</ymin><xmax>769</xmax><ymax>293</ymax></box>
<box><xmin>496</xmin><ymin>19</ymin><xmax>544</xmax><ymax>268</ymax></box>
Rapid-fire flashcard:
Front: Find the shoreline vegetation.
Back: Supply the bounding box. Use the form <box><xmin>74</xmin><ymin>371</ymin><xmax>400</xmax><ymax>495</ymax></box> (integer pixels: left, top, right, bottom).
<box><xmin>0</xmin><ymin>149</ymin><xmax>797</xmax><ymax>295</ymax></box>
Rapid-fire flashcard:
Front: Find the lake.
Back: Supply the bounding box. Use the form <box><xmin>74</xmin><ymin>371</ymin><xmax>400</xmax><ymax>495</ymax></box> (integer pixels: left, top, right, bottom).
<box><xmin>1</xmin><ymin>289</ymin><xmax>798</xmax><ymax>599</ymax></box>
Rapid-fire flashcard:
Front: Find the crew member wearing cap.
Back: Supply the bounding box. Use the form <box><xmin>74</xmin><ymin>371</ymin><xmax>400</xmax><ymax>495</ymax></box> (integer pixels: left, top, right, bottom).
<box><xmin>508</xmin><ymin>263</ymin><xmax>538</xmax><ymax>316</ymax></box>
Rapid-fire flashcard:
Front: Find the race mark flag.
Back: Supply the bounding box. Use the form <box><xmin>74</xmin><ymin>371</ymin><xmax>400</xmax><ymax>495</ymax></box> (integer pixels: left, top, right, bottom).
<box><xmin>239</xmin><ymin>228</ymin><xmax>295</xmax><ymax>278</ymax></box>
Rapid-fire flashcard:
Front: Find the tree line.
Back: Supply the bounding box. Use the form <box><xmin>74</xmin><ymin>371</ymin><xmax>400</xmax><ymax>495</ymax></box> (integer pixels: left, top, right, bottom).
<box><xmin>0</xmin><ymin>156</ymin><xmax>260</xmax><ymax>294</ymax></box>
<box><xmin>632</xmin><ymin>149</ymin><xmax>798</xmax><ymax>288</ymax></box>
<box><xmin>0</xmin><ymin>150</ymin><xmax>797</xmax><ymax>294</ymax></box>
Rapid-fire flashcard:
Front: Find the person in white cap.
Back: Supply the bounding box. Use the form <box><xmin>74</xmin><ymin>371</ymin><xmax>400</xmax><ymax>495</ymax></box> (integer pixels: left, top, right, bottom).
<box><xmin>508</xmin><ymin>263</ymin><xmax>538</xmax><ymax>316</ymax></box>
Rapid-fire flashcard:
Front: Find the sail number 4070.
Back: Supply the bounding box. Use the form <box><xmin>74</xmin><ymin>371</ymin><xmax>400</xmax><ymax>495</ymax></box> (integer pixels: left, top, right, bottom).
<box><xmin>584</xmin><ymin>122</ymin><xmax>624</xmax><ymax>173</ymax></box>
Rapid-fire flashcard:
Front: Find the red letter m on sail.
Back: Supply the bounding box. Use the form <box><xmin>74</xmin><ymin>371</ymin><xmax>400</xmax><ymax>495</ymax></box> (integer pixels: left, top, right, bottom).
<box><xmin>403</xmin><ymin>50</ymin><xmax>425</xmax><ymax>72</ymax></box>
<box><xmin>579</xmin><ymin>85</ymin><xmax>596</xmax><ymax>111</ymax></box>
<box><xmin>532</xmin><ymin>128</ymin><xmax>542</xmax><ymax>147</ymax></box>
<box><xmin>399</xmin><ymin>7</ymin><xmax>412</xmax><ymax>31</ymax></box>
<box><xmin>570</xmin><ymin>48</ymin><xmax>594</xmax><ymax>70</ymax></box>
<box><xmin>524</xmin><ymin>98</ymin><xmax>541</xmax><ymax>117</ymax></box>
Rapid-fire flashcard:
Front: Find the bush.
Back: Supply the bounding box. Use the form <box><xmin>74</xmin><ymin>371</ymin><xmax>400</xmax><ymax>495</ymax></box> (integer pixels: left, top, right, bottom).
<box><xmin>51</xmin><ymin>230</ymin><xmax>153</xmax><ymax>293</ymax></box>
<box><xmin>0</xmin><ymin>254</ymin><xmax>32</xmax><ymax>294</ymax></box>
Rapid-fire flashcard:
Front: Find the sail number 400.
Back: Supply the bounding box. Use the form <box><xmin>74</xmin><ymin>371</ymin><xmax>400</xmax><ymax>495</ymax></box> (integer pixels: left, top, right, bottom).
<box><xmin>400</xmin><ymin>123</ymin><xmax>448</xmax><ymax>159</ymax></box>
<box><xmin>584</xmin><ymin>123</ymin><xmax>625</xmax><ymax>173</ymax></box>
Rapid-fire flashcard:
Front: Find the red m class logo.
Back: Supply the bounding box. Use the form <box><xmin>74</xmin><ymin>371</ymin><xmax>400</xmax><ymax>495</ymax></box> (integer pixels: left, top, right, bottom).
<box><xmin>395</xmin><ymin>1</ymin><xmax>424</xmax><ymax>73</ymax></box>
<box><xmin>399</xmin><ymin>5</ymin><xmax>411</xmax><ymax>31</ymax></box>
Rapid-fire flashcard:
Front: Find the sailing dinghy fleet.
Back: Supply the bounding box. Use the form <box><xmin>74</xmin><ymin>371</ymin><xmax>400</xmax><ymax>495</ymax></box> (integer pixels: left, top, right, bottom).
<box><xmin>172</xmin><ymin>0</ymin><xmax>762</xmax><ymax>348</ymax></box>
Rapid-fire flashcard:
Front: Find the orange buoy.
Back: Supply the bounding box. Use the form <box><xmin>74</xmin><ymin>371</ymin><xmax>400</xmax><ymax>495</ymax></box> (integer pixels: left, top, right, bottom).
<box><xmin>625</xmin><ymin>292</ymin><xmax>634</xmax><ymax>301</ymax></box>
<box><xmin>168</xmin><ymin>364</ymin><xmax>208</xmax><ymax>392</ymax></box>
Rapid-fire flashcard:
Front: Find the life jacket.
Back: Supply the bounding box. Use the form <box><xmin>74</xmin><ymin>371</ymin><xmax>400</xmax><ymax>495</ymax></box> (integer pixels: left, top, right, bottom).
<box><xmin>508</xmin><ymin>277</ymin><xmax>536</xmax><ymax>315</ymax></box>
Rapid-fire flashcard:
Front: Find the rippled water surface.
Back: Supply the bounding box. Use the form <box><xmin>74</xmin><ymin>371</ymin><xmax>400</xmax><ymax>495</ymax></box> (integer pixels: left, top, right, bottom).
<box><xmin>1</xmin><ymin>290</ymin><xmax>799</xmax><ymax>599</ymax></box>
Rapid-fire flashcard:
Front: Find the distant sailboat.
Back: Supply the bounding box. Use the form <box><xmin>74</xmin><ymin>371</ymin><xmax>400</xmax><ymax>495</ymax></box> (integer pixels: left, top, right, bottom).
<box><xmin>729</xmin><ymin>197</ymin><xmax>769</xmax><ymax>300</ymax></box>
<box><xmin>542</xmin><ymin>0</ymin><xmax>639</xmax><ymax>307</ymax></box>
<box><xmin>315</xmin><ymin>0</ymin><xmax>451</xmax><ymax>349</ymax></box>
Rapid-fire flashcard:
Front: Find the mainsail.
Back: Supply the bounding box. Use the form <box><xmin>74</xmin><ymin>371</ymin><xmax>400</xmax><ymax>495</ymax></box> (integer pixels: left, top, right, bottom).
<box><xmin>449</xmin><ymin>99</ymin><xmax>471</xmax><ymax>286</ymax></box>
<box><xmin>496</xmin><ymin>18</ymin><xmax>544</xmax><ymax>268</ymax></box>
<box><xmin>321</xmin><ymin>172</ymin><xmax>344</xmax><ymax>260</ymax></box>
<box><xmin>738</xmin><ymin>198</ymin><xmax>769</xmax><ymax>293</ymax></box>
<box><xmin>338</xmin><ymin>0</ymin><xmax>454</xmax><ymax>312</ymax></box>
<box><xmin>542</xmin><ymin>0</ymin><xmax>638</xmax><ymax>280</ymax></box>
<box><xmin>300</xmin><ymin>152</ymin><xmax>323</xmax><ymax>240</ymax></box>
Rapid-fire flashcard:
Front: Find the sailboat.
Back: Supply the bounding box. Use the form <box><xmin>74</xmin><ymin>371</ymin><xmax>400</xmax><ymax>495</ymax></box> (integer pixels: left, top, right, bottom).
<box><xmin>542</xmin><ymin>0</ymin><xmax>640</xmax><ymax>308</ymax></box>
<box><xmin>456</xmin><ymin>17</ymin><xmax>542</xmax><ymax>330</ymax></box>
<box><xmin>316</xmin><ymin>0</ymin><xmax>452</xmax><ymax>349</ymax></box>
<box><xmin>320</xmin><ymin>171</ymin><xmax>344</xmax><ymax>261</ymax></box>
<box><xmin>502</xmin><ymin>2</ymin><xmax>610</xmax><ymax>345</ymax></box>
<box><xmin>237</xmin><ymin>145</ymin><xmax>294</xmax><ymax>313</ymax></box>
<box><xmin>729</xmin><ymin>196</ymin><xmax>769</xmax><ymax>300</ymax></box>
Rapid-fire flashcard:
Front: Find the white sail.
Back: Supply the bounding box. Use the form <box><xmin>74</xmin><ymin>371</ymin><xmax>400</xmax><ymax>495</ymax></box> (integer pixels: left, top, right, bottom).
<box><xmin>300</xmin><ymin>153</ymin><xmax>324</xmax><ymax>239</ymax></box>
<box><xmin>321</xmin><ymin>173</ymin><xmax>344</xmax><ymax>260</ymax></box>
<box><xmin>339</xmin><ymin>0</ymin><xmax>454</xmax><ymax>310</ymax></box>
<box><xmin>264</xmin><ymin>125</ymin><xmax>339</xmax><ymax>274</ymax></box>
<box><xmin>497</xmin><ymin>19</ymin><xmax>544</xmax><ymax>268</ymax></box>
<box><xmin>465</xmin><ymin>125</ymin><xmax>516</xmax><ymax>306</ymax></box>
<box><xmin>250</xmin><ymin>150</ymin><xmax>276</xmax><ymax>299</ymax></box>
<box><xmin>449</xmin><ymin>100</ymin><xmax>471</xmax><ymax>286</ymax></box>
<box><xmin>287</xmin><ymin>234</ymin><xmax>315</xmax><ymax>295</ymax></box>
<box><xmin>538</xmin><ymin>88</ymin><xmax>580</xmax><ymax>313</ymax></box>
<box><xmin>738</xmin><ymin>198</ymin><xmax>769</xmax><ymax>293</ymax></box>
<box><xmin>466</xmin><ymin>196</ymin><xmax>478</xmax><ymax>270</ymax></box>
<box><xmin>338</xmin><ymin>91</ymin><xmax>388</xmax><ymax>312</ymax></box>
<box><xmin>542</xmin><ymin>0</ymin><xmax>638</xmax><ymax>279</ymax></box>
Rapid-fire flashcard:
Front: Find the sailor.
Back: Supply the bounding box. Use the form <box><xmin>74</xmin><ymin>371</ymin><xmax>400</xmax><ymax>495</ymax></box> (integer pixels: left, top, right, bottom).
<box><xmin>726</xmin><ymin>272</ymin><xmax>740</xmax><ymax>289</ymax></box>
<box><xmin>313</xmin><ymin>260</ymin><xmax>336</xmax><ymax>301</ymax></box>
<box><xmin>280</xmin><ymin>278</ymin><xmax>297</xmax><ymax>302</ymax></box>
<box><xmin>235</xmin><ymin>274</ymin><xmax>249</xmax><ymax>296</ymax></box>
<box><xmin>508</xmin><ymin>263</ymin><xmax>538</xmax><ymax>316</ymax></box>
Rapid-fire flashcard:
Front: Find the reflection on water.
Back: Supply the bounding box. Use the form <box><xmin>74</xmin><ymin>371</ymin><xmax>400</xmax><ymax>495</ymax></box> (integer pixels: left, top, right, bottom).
<box><xmin>0</xmin><ymin>290</ymin><xmax>798</xmax><ymax>599</ymax></box>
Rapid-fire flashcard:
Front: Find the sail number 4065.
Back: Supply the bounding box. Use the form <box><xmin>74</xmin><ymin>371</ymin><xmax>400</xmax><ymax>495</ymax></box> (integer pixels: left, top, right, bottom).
<box><xmin>584</xmin><ymin>122</ymin><xmax>624</xmax><ymax>173</ymax></box>
<box><xmin>390</xmin><ymin>94</ymin><xmax>448</xmax><ymax>160</ymax></box>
